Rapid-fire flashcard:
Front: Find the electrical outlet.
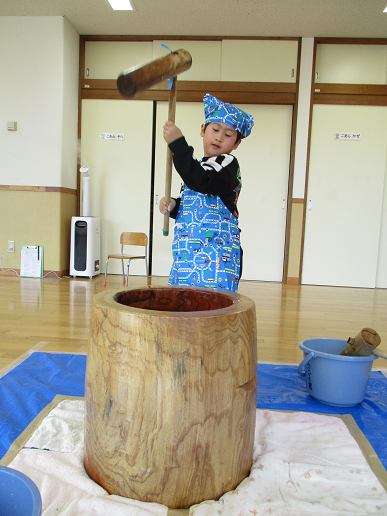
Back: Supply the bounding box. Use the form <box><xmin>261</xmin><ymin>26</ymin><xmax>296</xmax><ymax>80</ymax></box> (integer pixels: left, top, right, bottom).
<box><xmin>8</xmin><ymin>241</ymin><xmax>15</xmax><ymax>253</ymax></box>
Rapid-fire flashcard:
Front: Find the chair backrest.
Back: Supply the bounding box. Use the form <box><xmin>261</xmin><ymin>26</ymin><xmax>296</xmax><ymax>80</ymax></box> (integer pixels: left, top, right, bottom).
<box><xmin>120</xmin><ymin>232</ymin><xmax>148</xmax><ymax>247</ymax></box>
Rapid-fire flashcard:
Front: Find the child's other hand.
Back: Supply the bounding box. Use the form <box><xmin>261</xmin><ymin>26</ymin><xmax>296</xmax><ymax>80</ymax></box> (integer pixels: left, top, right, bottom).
<box><xmin>159</xmin><ymin>197</ymin><xmax>176</xmax><ymax>215</ymax></box>
<box><xmin>163</xmin><ymin>121</ymin><xmax>183</xmax><ymax>144</ymax></box>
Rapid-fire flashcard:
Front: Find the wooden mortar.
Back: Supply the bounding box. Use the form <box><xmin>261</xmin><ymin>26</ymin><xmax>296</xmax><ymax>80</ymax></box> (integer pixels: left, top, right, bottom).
<box><xmin>84</xmin><ymin>286</ymin><xmax>257</xmax><ymax>508</ymax></box>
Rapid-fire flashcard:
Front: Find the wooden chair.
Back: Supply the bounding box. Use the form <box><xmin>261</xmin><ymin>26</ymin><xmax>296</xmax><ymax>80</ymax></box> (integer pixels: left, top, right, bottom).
<box><xmin>104</xmin><ymin>232</ymin><xmax>149</xmax><ymax>287</ymax></box>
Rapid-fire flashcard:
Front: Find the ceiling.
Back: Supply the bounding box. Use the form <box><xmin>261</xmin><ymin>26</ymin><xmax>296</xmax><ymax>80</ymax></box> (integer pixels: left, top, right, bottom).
<box><xmin>1</xmin><ymin>0</ymin><xmax>387</xmax><ymax>38</ymax></box>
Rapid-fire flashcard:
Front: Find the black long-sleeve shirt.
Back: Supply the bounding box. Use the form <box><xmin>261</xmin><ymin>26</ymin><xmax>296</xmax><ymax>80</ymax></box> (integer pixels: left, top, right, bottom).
<box><xmin>168</xmin><ymin>136</ymin><xmax>241</xmax><ymax>219</ymax></box>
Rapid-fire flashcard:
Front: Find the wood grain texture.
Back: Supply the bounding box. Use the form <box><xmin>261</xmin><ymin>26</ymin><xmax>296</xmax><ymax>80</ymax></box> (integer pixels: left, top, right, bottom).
<box><xmin>341</xmin><ymin>327</ymin><xmax>381</xmax><ymax>356</ymax></box>
<box><xmin>163</xmin><ymin>77</ymin><xmax>177</xmax><ymax>236</ymax></box>
<box><xmin>117</xmin><ymin>49</ymin><xmax>192</xmax><ymax>99</ymax></box>
<box><xmin>80</xmin><ymin>79</ymin><xmax>297</xmax><ymax>104</ymax></box>
<box><xmin>0</xmin><ymin>185</ymin><xmax>76</xmax><ymax>194</ymax></box>
<box><xmin>84</xmin><ymin>286</ymin><xmax>257</xmax><ymax>508</ymax></box>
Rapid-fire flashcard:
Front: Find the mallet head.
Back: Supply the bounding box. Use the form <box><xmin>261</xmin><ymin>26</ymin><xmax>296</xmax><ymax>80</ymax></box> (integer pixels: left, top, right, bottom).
<box><xmin>117</xmin><ymin>48</ymin><xmax>192</xmax><ymax>98</ymax></box>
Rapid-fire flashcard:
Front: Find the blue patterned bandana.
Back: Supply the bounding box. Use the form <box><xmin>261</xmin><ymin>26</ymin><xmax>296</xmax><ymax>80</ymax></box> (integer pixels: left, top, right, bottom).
<box><xmin>203</xmin><ymin>93</ymin><xmax>254</xmax><ymax>139</ymax></box>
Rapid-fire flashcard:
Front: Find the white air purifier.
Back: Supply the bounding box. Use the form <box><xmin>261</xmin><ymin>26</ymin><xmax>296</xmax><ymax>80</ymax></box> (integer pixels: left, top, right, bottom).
<box><xmin>69</xmin><ymin>167</ymin><xmax>101</xmax><ymax>278</ymax></box>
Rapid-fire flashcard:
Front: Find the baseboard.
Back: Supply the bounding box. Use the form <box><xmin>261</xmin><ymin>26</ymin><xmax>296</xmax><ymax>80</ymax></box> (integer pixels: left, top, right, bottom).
<box><xmin>0</xmin><ymin>269</ymin><xmax>69</xmax><ymax>279</ymax></box>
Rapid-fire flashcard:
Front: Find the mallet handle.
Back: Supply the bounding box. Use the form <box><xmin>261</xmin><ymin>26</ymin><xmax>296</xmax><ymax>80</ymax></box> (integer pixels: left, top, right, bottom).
<box><xmin>374</xmin><ymin>349</ymin><xmax>387</xmax><ymax>361</ymax></box>
<box><xmin>163</xmin><ymin>77</ymin><xmax>177</xmax><ymax>236</ymax></box>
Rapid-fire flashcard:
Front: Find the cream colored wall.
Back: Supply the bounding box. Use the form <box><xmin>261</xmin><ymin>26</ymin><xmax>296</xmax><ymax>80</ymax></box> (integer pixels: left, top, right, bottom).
<box><xmin>0</xmin><ymin>190</ymin><xmax>77</xmax><ymax>274</ymax></box>
<box><xmin>0</xmin><ymin>17</ymin><xmax>79</xmax><ymax>189</ymax></box>
<box><xmin>0</xmin><ymin>16</ymin><xmax>79</xmax><ymax>273</ymax></box>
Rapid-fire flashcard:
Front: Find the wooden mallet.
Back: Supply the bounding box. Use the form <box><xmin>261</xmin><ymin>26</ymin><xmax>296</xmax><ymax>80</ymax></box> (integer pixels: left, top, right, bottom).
<box><xmin>117</xmin><ymin>49</ymin><xmax>192</xmax><ymax>236</ymax></box>
<box><xmin>340</xmin><ymin>327</ymin><xmax>387</xmax><ymax>360</ymax></box>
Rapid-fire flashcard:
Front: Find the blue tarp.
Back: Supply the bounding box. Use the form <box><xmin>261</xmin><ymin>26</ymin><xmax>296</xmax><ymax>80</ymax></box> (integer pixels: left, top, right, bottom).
<box><xmin>0</xmin><ymin>352</ymin><xmax>86</xmax><ymax>459</ymax></box>
<box><xmin>0</xmin><ymin>352</ymin><xmax>386</xmax><ymax>471</ymax></box>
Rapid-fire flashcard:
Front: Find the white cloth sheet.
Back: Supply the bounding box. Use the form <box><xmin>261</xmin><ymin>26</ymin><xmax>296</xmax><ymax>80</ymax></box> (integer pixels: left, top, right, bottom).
<box><xmin>8</xmin><ymin>400</ymin><xmax>387</xmax><ymax>516</ymax></box>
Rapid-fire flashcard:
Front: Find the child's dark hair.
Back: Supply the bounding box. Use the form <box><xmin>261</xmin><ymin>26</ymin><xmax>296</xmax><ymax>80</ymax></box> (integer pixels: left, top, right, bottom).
<box><xmin>203</xmin><ymin>123</ymin><xmax>242</xmax><ymax>144</ymax></box>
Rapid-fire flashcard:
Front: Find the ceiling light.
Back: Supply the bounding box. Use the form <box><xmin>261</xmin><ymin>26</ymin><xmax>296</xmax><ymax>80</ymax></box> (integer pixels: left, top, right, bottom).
<box><xmin>384</xmin><ymin>2</ymin><xmax>387</xmax><ymax>12</ymax></box>
<box><xmin>107</xmin><ymin>0</ymin><xmax>133</xmax><ymax>10</ymax></box>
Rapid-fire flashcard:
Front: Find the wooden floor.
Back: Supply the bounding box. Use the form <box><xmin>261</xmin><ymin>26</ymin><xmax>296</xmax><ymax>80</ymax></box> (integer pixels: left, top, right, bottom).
<box><xmin>1</xmin><ymin>274</ymin><xmax>387</xmax><ymax>371</ymax></box>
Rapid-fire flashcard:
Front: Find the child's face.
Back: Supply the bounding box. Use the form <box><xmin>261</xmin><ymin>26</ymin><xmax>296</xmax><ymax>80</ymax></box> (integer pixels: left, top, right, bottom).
<box><xmin>200</xmin><ymin>122</ymin><xmax>241</xmax><ymax>157</ymax></box>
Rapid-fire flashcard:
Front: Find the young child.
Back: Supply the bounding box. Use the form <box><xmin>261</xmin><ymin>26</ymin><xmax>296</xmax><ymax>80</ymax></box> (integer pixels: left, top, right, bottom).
<box><xmin>159</xmin><ymin>93</ymin><xmax>254</xmax><ymax>292</ymax></box>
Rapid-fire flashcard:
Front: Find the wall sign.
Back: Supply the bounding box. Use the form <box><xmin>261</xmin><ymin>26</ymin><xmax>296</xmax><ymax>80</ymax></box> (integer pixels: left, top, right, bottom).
<box><xmin>100</xmin><ymin>133</ymin><xmax>124</xmax><ymax>140</ymax></box>
<box><xmin>334</xmin><ymin>133</ymin><xmax>361</xmax><ymax>141</ymax></box>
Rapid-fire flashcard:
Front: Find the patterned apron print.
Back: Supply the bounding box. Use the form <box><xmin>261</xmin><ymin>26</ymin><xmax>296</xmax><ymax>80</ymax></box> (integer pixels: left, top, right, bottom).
<box><xmin>168</xmin><ymin>185</ymin><xmax>241</xmax><ymax>292</ymax></box>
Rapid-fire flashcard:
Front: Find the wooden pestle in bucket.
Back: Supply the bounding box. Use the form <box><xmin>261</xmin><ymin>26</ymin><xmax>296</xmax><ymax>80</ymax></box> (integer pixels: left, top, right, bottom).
<box><xmin>340</xmin><ymin>327</ymin><xmax>387</xmax><ymax>360</ymax></box>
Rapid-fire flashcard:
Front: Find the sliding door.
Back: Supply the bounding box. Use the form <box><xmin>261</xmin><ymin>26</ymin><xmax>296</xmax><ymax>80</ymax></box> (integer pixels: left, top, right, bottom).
<box><xmin>81</xmin><ymin>99</ymin><xmax>153</xmax><ymax>276</ymax></box>
<box><xmin>152</xmin><ymin>102</ymin><xmax>293</xmax><ymax>282</ymax></box>
<box><xmin>302</xmin><ymin>105</ymin><xmax>387</xmax><ymax>288</ymax></box>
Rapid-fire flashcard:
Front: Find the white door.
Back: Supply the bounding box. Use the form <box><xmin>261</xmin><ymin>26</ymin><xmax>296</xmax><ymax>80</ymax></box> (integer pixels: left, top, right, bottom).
<box><xmin>81</xmin><ymin>99</ymin><xmax>153</xmax><ymax>276</ymax></box>
<box><xmin>302</xmin><ymin>105</ymin><xmax>387</xmax><ymax>288</ymax></box>
<box><xmin>152</xmin><ymin>102</ymin><xmax>293</xmax><ymax>282</ymax></box>
<box><xmin>237</xmin><ymin>104</ymin><xmax>293</xmax><ymax>281</ymax></box>
<box><xmin>376</xmin><ymin>161</ymin><xmax>387</xmax><ymax>288</ymax></box>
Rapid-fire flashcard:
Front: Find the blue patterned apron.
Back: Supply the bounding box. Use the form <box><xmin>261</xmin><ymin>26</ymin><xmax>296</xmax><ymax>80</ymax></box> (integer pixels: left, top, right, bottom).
<box><xmin>168</xmin><ymin>185</ymin><xmax>241</xmax><ymax>292</ymax></box>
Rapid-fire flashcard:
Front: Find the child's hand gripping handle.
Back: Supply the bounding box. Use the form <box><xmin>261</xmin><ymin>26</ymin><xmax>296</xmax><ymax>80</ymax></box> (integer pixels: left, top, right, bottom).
<box><xmin>163</xmin><ymin>77</ymin><xmax>177</xmax><ymax>236</ymax></box>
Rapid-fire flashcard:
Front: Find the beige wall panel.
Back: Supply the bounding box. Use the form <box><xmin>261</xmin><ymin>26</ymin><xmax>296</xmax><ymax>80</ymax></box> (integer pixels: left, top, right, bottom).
<box><xmin>84</xmin><ymin>41</ymin><xmax>153</xmax><ymax>79</ymax></box>
<box><xmin>221</xmin><ymin>40</ymin><xmax>298</xmax><ymax>83</ymax></box>
<box><xmin>315</xmin><ymin>44</ymin><xmax>387</xmax><ymax>85</ymax></box>
<box><xmin>60</xmin><ymin>193</ymin><xmax>78</xmax><ymax>272</ymax></box>
<box><xmin>153</xmin><ymin>40</ymin><xmax>222</xmax><ymax>81</ymax></box>
<box><xmin>0</xmin><ymin>190</ymin><xmax>76</xmax><ymax>273</ymax></box>
<box><xmin>287</xmin><ymin>202</ymin><xmax>304</xmax><ymax>278</ymax></box>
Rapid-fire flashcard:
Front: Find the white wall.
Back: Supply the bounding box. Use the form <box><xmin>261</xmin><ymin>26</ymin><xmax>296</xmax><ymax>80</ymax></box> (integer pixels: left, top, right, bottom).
<box><xmin>293</xmin><ymin>37</ymin><xmax>314</xmax><ymax>199</ymax></box>
<box><xmin>0</xmin><ymin>16</ymin><xmax>79</xmax><ymax>189</ymax></box>
<box><xmin>62</xmin><ymin>17</ymin><xmax>81</xmax><ymax>189</ymax></box>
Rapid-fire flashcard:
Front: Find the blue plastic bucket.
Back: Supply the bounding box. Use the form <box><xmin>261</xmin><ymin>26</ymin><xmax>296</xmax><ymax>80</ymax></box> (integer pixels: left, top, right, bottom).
<box><xmin>0</xmin><ymin>465</ymin><xmax>42</xmax><ymax>516</ymax></box>
<box><xmin>298</xmin><ymin>338</ymin><xmax>378</xmax><ymax>407</ymax></box>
